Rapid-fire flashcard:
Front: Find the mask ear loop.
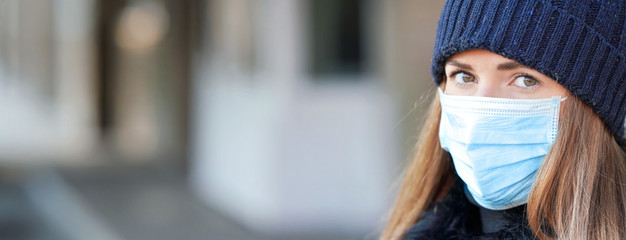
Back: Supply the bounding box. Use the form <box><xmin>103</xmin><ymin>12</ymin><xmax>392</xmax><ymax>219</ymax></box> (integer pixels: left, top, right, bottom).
<box><xmin>551</xmin><ymin>96</ymin><xmax>567</xmax><ymax>108</ymax></box>
<box><xmin>549</xmin><ymin>96</ymin><xmax>568</xmax><ymax>143</ymax></box>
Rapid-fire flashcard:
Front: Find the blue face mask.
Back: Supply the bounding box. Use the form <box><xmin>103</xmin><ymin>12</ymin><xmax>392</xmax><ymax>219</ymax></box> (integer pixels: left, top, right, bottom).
<box><xmin>438</xmin><ymin>88</ymin><xmax>566</xmax><ymax>210</ymax></box>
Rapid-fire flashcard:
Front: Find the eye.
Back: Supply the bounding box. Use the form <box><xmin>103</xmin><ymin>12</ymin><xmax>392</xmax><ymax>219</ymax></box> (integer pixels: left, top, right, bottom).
<box><xmin>513</xmin><ymin>75</ymin><xmax>538</xmax><ymax>87</ymax></box>
<box><xmin>453</xmin><ymin>72</ymin><xmax>475</xmax><ymax>84</ymax></box>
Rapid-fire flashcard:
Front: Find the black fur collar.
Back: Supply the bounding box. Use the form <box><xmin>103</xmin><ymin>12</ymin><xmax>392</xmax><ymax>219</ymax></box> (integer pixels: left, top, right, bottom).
<box><xmin>403</xmin><ymin>178</ymin><xmax>537</xmax><ymax>240</ymax></box>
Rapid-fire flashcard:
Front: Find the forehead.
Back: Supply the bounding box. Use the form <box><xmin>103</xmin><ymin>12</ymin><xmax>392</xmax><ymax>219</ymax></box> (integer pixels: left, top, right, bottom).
<box><xmin>446</xmin><ymin>49</ymin><xmax>517</xmax><ymax>66</ymax></box>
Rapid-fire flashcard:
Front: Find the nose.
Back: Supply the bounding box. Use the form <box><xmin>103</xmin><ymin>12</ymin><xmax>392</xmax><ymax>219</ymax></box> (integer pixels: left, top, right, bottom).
<box><xmin>474</xmin><ymin>77</ymin><xmax>506</xmax><ymax>98</ymax></box>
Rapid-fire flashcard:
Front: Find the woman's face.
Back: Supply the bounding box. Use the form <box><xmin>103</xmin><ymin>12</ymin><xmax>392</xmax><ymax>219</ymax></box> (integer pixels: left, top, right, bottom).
<box><xmin>444</xmin><ymin>49</ymin><xmax>569</xmax><ymax>99</ymax></box>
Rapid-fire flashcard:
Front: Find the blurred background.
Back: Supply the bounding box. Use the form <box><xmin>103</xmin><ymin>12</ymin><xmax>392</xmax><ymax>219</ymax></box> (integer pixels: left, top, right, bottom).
<box><xmin>0</xmin><ymin>0</ymin><xmax>444</xmax><ymax>239</ymax></box>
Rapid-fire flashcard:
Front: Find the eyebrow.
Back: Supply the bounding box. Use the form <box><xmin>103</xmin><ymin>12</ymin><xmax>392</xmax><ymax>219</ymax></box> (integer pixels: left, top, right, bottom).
<box><xmin>447</xmin><ymin>60</ymin><xmax>473</xmax><ymax>70</ymax></box>
<box><xmin>446</xmin><ymin>60</ymin><xmax>524</xmax><ymax>71</ymax></box>
<box><xmin>497</xmin><ymin>61</ymin><xmax>523</xmax><ymax>70</ymax></box>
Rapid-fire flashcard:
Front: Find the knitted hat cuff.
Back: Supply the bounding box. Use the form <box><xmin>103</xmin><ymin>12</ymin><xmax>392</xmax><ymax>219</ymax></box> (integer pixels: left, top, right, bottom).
<box><xmin>432</xmin><ymin>0</ymin><xmax>626</xmax><ymax>141</ymax></box>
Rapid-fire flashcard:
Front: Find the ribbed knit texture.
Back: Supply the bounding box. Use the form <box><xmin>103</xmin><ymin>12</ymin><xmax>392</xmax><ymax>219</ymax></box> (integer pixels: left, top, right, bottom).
<box><xmin>432</xmin><ymin>0</ymin><xmax>626</xmax><ymax>142</ymax></box>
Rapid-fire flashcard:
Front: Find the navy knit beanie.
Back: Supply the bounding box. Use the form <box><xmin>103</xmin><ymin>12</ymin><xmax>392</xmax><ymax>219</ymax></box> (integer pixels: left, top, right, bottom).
<box><xmin>432</xmin><ymin>0</ymin><xmax>626</xmax><ymax>143</ymax></box>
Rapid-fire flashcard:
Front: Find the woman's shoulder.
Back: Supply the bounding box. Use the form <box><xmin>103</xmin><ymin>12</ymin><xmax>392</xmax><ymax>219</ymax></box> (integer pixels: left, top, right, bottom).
<box><xmin>403</xmin><ymin>178</ymin><xmax>477</xmax><ymax>239</ymax></box>
<box><xmin>403</xmin><ymin>179</ymin><xmax>536</xmax><ymax>240</ymax></box>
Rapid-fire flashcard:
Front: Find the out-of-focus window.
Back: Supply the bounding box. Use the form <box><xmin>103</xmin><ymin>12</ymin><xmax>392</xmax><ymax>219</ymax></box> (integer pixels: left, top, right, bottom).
<box><xmin>309</xmin><ymin>0</ymin><xmax>364</xmax><ymax>77</ymax></box>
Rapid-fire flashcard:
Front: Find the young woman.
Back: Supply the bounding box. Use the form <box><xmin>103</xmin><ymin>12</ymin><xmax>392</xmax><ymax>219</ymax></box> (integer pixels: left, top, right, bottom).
<box><xmin>382</xmin><ymin>0</ymin><xmax>626</xmax><ymax>239</ymax></box>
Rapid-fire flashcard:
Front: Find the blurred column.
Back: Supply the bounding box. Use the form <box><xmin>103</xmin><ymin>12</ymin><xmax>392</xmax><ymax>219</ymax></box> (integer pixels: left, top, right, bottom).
<box><xmin>54</xmin><ymin>0</ymin><xmax>99</xmax><ymax>161</ymax></box>
<box><xmin>0</xmin><ymin>0</ymin><xmax>97</xmax><ymax>162</ymax></box>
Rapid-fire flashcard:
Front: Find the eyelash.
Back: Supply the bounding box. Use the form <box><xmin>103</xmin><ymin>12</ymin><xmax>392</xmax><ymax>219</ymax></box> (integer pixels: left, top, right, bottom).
<box><xmin>513</xmin><ymin>74</ymin><xmax>541</xmax><ymax>91</ymax></box>
<box><xmin>447</xmin><ymin>70</ymin><xmax>542</xmax><ymax>90</ymax></box>
<box><xmin>448</xmin><ymin>70</ymin><xmax>474</xmax><ymax>88</ymax></box>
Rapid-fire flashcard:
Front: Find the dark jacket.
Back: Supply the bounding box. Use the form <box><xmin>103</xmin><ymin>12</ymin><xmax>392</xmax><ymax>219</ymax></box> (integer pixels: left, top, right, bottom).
<box><xmin>403</xmin><ymin>177</ymin><xmax>537</xmax><ymax>240</ymax></box>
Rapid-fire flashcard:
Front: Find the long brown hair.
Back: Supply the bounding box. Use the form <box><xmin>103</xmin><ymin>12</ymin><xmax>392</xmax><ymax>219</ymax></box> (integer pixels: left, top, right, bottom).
<box><xmin>381</xmin><ymin>88</ymin><xmax>626</xmax><ymax>239</ymax></box>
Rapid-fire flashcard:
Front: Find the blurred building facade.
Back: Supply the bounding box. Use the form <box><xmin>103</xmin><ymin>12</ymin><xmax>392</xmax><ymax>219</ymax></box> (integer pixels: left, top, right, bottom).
<box><xmin>0</xmin><ymin>0</ymin><xmax>444</xmax><ymax>239</ymax></box>
<box><xmin>191</xmin><ymin>0</ymin><xmax>396</xmax><ymax>234</ymax></box>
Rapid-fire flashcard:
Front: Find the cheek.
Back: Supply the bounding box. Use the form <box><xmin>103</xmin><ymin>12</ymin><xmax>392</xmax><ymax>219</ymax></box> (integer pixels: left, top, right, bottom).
<box><xmin>443</xmin><ymin>82</ymin><xmax>475</xmax><ymax>96</ymax></box>
<box><xmin>542</xmin><ymin>81</ymin><xmax>570</xmax><ymax>98</ymax></box>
